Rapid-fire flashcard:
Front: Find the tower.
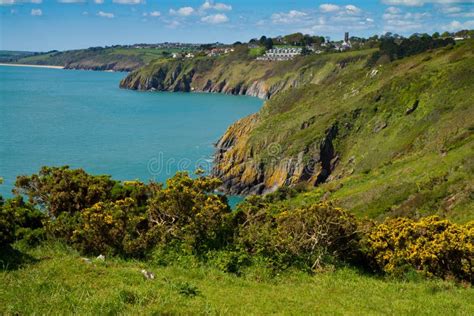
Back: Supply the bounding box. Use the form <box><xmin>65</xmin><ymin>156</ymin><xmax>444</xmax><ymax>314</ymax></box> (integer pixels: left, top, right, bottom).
<box><xmin>344</xmin><ymin>32</ymin><xmax>349</xmax><ymax>43</ymax></box>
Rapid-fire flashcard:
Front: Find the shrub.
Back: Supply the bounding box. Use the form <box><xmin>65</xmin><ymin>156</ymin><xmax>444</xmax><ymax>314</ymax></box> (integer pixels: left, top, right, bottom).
<box><xmin>72</xmin><ymin>198</ymin><xmax>146</xmax><ymax>255</ymax></box>
<box><xmin>364</xmin><ymin>216</ymin><xmax>474</xmax><ymax>282</ymax></box>
<box><xmin>235</xmin><ymin>201</ymin><xmax>361</xmax><ymax>271</ymax></box>
<box><xmin>0</xmin><ymin>196</ymin><xmax>45</xmax><ymax>247</ymax></box>
<box><xmin>0</xmin><ymin>198</ymin><xmax>15</xmax><ymax>247</ymax></box>
<box><xmin>146</xmin><ymin>172</ymin><xmax>232</xmax><ymax>254</ymax></box>
<box><xmin>14</xmin><ymin>166</ymin><xmax>117</xmax><ymax>218</ymax></box>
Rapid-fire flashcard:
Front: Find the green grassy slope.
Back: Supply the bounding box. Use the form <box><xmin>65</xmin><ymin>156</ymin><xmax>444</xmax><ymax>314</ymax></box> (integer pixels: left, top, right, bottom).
<box><xmin>2</xmin><ymin>243</ymin><xmax>473</xmax><ymax>315</ymax></box>
<box><xmin>211</xmin><ymin>40</ymin><xmax>473</xmax><ymax>222</ymax></box>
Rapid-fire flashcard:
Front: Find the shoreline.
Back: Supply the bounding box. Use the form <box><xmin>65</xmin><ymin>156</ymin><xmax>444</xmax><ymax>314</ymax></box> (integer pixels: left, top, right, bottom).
<box><xmin>0</xmin><ymin>63</ymin><xmax>64</xmax><ymax>69</ymax></box>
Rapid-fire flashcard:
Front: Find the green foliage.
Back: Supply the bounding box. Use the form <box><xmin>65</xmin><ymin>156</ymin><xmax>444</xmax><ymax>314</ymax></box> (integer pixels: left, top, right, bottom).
<box><xmin>0</xmin><ymin>196</ymin><xmax>45</xmax><ymax>247</ymax></box>
<box><xmin>146</xmin><ymin>172</ymin><xmax>232</xmax><ymax>254</ymax></box>
<box><xmin>72</xmin><ymin>198</ymin><xmax>145</xmax><ymax>256</ymax></box>
<box><xmin>379</xmin><ymin>35</ymin><xmax>455</xmax><ymax>61</ymax></box>
<box><xmin>363</xmin><ymin>216</ymin><xmax>474</xmax><ymax>282</ymax></box>
<box><xmin>15</xmin><ymin>166</ymin><xmax>117</xmax><ymax>218</ymax></box>
<box><xmin>234</xmin><ymin>201</ymin><xmax>361</xmax><ymax>271</ymax></box>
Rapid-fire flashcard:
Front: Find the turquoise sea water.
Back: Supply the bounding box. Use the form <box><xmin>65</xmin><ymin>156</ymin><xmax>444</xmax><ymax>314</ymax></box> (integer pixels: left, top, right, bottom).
<box><xmin>0</xmin><ymin>66</ymin><xmax>262</xmax><ymax>204</ymax></box>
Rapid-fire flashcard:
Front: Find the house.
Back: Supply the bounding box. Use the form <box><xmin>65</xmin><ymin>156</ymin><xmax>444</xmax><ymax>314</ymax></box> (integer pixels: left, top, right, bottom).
<box><xmin>256</xmin><ymin>47</ymin><xmax>303</xmax><ymax>61</ymax></box>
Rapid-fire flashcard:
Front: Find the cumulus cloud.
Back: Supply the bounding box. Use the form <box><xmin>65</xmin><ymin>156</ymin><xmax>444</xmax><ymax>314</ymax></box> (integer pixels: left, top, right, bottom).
<box><xmin>320</xmin><ymin>4</ymin><xmax>340</xmax><ymax>13</ymax></box>
<box><xmin>97</xmin><ymin>11</ymin><xmax>114</xmax><ymax>18</ymax></box>
<box><xmin>143</xmin><ymin>11</ymin><xmax>161</xmax><ymax>17</ymax></box>
<box><xmin>382</xmin><ymin>6</ymin><xmax>432</xmax><ymax>32</ymax></box>
<box><xmin>382</xmin><ymin>0</ymin><xmax>471</xmax><ymax>6</ymax></box>
<box><xmin>112</xmin><ymin>0</ymin><xmax>145</xmax><ymax>4</ymax></box>
<box><xmin>30</xmin><ymin>8</ymin><xmax>42</xmax><ymax>16</ymax></box>
<box><xmin>319</xmin><ymin>3</ymin><xmax>363</xmax><ymax>15</ymax></box>
<box><xmin>0</xmin><ymin>0</ymin><xmax>42</xmax><ymax>4</ymax></box>
<box><xmin>201</xmin><ymin>0</ymin><xmax>232</xmax><ymax>11</ymax></box>
<box><xmin>443</xmin><ymin>19</ymin><xmax>474</xmax><ymax>31</ymax></box>
<box><xmin>169</xmin><ymin>6</ymin><xmax>195</xmax><ymax>16</ymax></box>
<box><xmin>201</xmin><ymin>13</ymin><xmax>229</xmax><ymax>24</ymax></box>
<box><xmin>58</xmin><ymin>0</ymin><xmax>85</xmax><ymax>3</ymax></box>
<box><xmin>271</xmin><ymin>10</ymin><xmax>308</xmax><ymax>24</ymax></box>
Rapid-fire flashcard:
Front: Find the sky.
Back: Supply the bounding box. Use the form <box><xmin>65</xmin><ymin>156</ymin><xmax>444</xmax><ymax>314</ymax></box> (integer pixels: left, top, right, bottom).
<box><xmin>0</xmin><ymin>0</ymin><xmax>473</xmax><ymax>51</ymax></box>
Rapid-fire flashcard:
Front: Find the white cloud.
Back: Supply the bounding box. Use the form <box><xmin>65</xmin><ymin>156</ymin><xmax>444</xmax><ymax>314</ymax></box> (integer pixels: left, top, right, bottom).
<box><xmin>166</xmin><ymin>20</ymin><xmax>181</xmax><ymax>28</ymax></box>
<box><xmin>143</xmin><ymin>11</ymin><xmax>161</xmax><ymax>17</ymax></box>
<box><xmin>319</xmin><ymin>3</ymin><xmax>363</xmax><ymax>15</ymax></box>
<box><xmin>97</xmin><ymin>11</ymin><xmax>114</xmax><ymax>18</ymax></box>
<box><xmin>58</xmin><ymin>0</ymin><xmax>85</xmax><ymax>3</ymax></box>
<box><xmin>382</xmin><ymin>0</ymin><xmax>471</xmax><ymax>6</ymax></box>
<box><xmin>386</xmin><ymin>6</ymin><xmax>402</xmax><ymax>14</ymax></box>
<box><xmin>94</xmin><ymin>0</ymin><xmax>104</xmax><ymax>4</ymax></box>
<box><xmin>443</xmin><ymin>19</ymin><xmax>474</xmax><ymax>31</ymax></box>
<box><xmin>30</xmin><ymin>8</ymin><xmax>42</xmax><ymax>16</ymax></box>
<box><xmin>0</xmin><ymin>0</ymin><xmax>42</xmax><ymax>4</ymax></box>
<box><xmin>169</xmin><ymin>6</ymin><xmax>195</xmax><ymax>16</ymax></box>
<box><xmin>201</xmin><ymin>13</ymin><xmax>229</xmax><ymax>24</ymax></box>
<box><xmin>271</xmin><ymin>10</ymin><xmax>308</xmax><ymax>24</ymax></box>
<box><xmin>345</xmin><ymin>5</ymin><xmax>361</xmax><ymax>14</ymax></box>
<box><xmin>320</xmin><ymin>4</ymin><xmax>340</xmax><ymax>12</ymax></box>
<box><xmin>112</xmin><ymin>0</ymin><xmax>144</xmax><ymax>4</ymax></box>
<box><xmin>201</xmin><ymin>1</ymin><xmax>232</xmax><ymax>11</ymax></box>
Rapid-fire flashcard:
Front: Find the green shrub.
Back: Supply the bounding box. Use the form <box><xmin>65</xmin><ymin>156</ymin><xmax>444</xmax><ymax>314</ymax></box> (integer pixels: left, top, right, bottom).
<box><xmin>0</xmin><ymin>196</ymin><xmax>45</xmax><ymax>247</ymax></box>
<box><xmin>235</xmin><ymin>201</ymin><xmax>361</xmax><ymax>271</ymax></box>
<box><xmin>72</xmin><ymin>198</ymin><xmax>146</xmax><ymax>255</ymax></box>
<box><xmin>363</xmin><ymin>216</ymin><xmax>474</xmax><ymax>282</ymax></box>
<box><xmin>146</xmin><ymin>172</ymin><xmax>232</xmax><ymax>254</ymax></box>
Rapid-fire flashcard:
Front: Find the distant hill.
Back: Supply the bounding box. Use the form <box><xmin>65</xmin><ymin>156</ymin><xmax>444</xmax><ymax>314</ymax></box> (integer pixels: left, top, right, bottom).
<box><xmin>0</xmin><ymin>46</ymin><xmax>190</xmax><ymax>72</ymax></box>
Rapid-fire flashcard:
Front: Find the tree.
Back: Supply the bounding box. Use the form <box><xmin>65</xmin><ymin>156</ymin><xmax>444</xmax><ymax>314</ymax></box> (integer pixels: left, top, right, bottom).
<box><xmin>264</xmin><ymin>38</ymin><xmax>273</xmax><ymax>50</ymax></box>
<box><xmin>432</xmin><ymin>32</ymin><xmax>440</xmax><ymax>39</ymax></box>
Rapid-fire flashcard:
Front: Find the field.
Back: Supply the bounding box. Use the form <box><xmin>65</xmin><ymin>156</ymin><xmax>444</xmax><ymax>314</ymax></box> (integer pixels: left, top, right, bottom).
<box><xmin>1</xmin><ymin>243</ymin><xmax>473</xmax><ymax>315</ymax></box>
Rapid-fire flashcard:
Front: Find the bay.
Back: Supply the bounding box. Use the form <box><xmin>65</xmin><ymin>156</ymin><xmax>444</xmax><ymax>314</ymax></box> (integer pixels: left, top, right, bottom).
<box><xmin>0</xmin><ymin>66</ymin><xmax>262</xmax><ymax>205</ymax></box>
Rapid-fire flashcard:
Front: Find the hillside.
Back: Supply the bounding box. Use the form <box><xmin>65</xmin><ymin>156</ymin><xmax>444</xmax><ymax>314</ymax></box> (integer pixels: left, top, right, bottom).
<box><xmin>1</xmin><ymin>47</ymin><xmax>181</xmax><ymax>71</ymax></box>
<box><xmin>121</xmin><ymin>41</ymin><xmax>474</xmax><ymax>222</ymax></box>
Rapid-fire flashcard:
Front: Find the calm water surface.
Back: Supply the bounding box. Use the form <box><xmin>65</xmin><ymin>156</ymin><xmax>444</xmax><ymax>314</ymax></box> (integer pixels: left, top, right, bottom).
<box><xmin>0</xmin><ymin>66</ymin><xmax>262</xmax><ymax>204</ymax></box>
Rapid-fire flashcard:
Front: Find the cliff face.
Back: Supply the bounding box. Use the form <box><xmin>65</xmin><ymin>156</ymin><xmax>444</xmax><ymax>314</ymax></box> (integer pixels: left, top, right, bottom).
<box><xmin>119</xmin><ymin>52</ymin><xmax>322</xmax><ymax>99</ymax></box>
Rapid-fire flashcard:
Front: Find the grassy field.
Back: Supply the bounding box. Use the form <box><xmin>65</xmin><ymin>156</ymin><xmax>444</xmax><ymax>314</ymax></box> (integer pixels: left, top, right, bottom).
<box><xmin>1</xmin><ymin>243</ymin><xmax>473</xmax><ymax>315</ymax></box>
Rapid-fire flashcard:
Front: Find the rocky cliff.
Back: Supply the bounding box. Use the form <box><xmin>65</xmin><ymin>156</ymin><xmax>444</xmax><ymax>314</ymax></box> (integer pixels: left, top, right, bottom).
<box><xmin>119</xmin><ymin>48</ymin><xmax>336</xmax><ymax>99</ymax></box>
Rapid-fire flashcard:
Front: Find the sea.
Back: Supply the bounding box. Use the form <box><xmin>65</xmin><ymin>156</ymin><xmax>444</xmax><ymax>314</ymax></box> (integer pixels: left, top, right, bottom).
<box><xmin>0</xmin><ymin>65</ymin><xmax>262</xmax><ymax>205</ymax></box>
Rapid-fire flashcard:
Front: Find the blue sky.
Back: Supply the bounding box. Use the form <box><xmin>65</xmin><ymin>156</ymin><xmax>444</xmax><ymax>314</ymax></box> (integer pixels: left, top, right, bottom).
<box><xmin>1</xmin><ymin>0</ymin><xmax>473</xmax><ymax>51</ymax></box>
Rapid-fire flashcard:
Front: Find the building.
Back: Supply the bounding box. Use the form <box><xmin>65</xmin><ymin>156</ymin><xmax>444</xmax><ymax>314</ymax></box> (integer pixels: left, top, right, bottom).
<box><xmin>256</xmin><ymin>47</ymin><xmax>303</xmax><ymax>61</ymax></box>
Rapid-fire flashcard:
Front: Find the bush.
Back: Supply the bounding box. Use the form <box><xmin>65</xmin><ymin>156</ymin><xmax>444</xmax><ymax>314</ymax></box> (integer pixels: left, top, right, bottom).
<box><xmin>364</xmin><ymin>216</ymin><xmax>474</xmax><ymax>282</ymax></box>
<box><xmin>235</xmin><ymin>201</ymin><xmax>361</xmax><ymax>271</ymax></box>
<box><xmin>14</xmin><ymin>166</ymin><xmax>118</xmax><ymax>218</ymax></box>
<box><xmin>72</xmin><ymin>198</ymin><xmax>146</xmax><ymax>255</ymax></box>
<box><xmin>0</xmin><ymin>196</ymin><xmax>45</xmax><ymax>247</ymax></box>
<box><xmin>146</xmin><ymin>172</ymin><xmax>232</xmax><ymax>254</ymax></box>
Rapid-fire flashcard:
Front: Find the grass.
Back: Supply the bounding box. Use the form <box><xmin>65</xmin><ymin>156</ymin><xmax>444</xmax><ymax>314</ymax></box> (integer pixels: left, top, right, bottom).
<box><xmin>1</xmin><ymin>242</ymin><xmax>473</xmax><ymax>315</ymax></box>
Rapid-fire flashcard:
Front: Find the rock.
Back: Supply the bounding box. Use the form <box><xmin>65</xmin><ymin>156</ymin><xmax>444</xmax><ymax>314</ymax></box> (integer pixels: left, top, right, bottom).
<box><xmin>373</xmin><ymin>121</ymin><xmax>387</xmax><ymax>133</ymax></box>
<box><xmin>96</xmin><ymin>254</ymin><xmax>105</xmax><ymax>261</ymax></box>
<box><xmin>141</xmin><ymin>269</ymin><xmax>155</xmax><ymax>280</ymax></box>
<box><xmin>81</xmin><ymin>258</ymin><xmax>92</xmax><ymax>264</ymax></box>
<box><xmin>405</xmin><ymin>100</ymin><xmax>419</xmax><ymax>115</ymax></box>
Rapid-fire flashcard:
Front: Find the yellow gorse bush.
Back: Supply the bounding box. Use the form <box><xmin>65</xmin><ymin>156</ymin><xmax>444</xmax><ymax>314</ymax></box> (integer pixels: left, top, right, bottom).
<box><xmin>365</xmin><ymin>216</ymin><xmax>473</xmax><ymax>282</ymax></box>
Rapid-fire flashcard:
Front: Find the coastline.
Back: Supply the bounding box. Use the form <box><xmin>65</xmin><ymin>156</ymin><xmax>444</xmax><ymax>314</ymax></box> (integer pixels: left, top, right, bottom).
<box><xmin>0</xmin><ymin>63</ymin><xmax>64</xmax><ymax>69</ymax></box>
